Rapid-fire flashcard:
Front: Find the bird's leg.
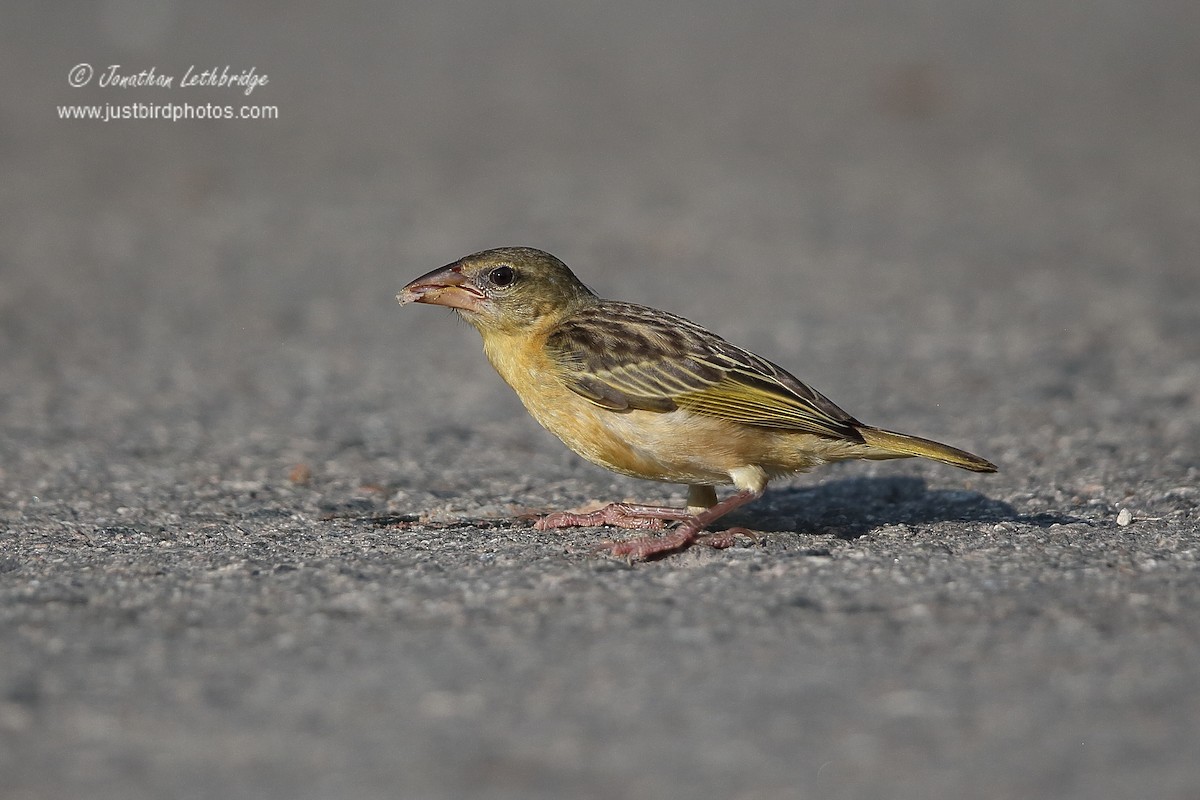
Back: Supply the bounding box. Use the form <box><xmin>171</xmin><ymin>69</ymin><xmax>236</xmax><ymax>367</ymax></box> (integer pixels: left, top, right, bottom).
<box><xmin>602</xmin><ymin>489</ymin><xmax>763</xmax><ymax>561</ymax></box>
<box><xmin>535</xmin><ymin>502</ymin><xmax>694</xmax><ymax>532</ymax></box>
<box><xmin>686</xmin><ymin>484</ymin><xmax>718</xmax><ymax>514</ymax></box>
<box><xmin>684</xmin><ymin>485</ymin><xmax>749</xmax><ymax>546</ymax></box>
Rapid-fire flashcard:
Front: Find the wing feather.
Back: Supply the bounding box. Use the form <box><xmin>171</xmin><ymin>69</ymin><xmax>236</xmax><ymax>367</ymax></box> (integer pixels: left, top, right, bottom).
<box><xmin>546</xmin><ymin>301</ymin><xmax>861</xmax><ymax>440</ymax></box>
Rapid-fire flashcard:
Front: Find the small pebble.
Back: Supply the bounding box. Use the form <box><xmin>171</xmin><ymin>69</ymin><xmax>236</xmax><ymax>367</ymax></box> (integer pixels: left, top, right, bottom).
<box><xmin>1116</xmin><ymin>508</ymin><xmax>1132</xmax><ymax>527</ymax></box>
<box><xmin>288</xmin><ymin>463</ymin><xmax>312</xmax><ymax>485</ymax></box>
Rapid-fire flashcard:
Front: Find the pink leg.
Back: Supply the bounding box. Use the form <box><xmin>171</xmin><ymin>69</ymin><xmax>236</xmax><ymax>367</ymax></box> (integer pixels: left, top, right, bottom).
<box><xmin>535</xmin><ymin>502</ymin><xmax>695</xmax><ymax>532</ymax></box>
<box><xmin>601</xmin><ymin>490</ymin><xmax>763</xmax><ymax>561</ymax></box>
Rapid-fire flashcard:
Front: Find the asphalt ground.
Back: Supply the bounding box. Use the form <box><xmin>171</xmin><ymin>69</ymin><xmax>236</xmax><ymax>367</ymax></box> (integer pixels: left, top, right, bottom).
<box><xmin>2</xmin><ymin>2</ymin><xmax>1198</xmax><ymax>798</ymax></box>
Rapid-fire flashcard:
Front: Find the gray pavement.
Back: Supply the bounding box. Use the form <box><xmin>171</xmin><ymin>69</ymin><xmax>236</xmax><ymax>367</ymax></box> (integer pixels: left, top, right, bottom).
<box><xmin>2</xmin><ymin>2</ymin><xmax>1198</xmax><ymax>798</ymax></box>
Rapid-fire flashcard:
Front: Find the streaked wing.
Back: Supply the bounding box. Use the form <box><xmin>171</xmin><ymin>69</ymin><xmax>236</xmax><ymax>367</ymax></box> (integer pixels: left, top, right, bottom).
<box><xmin>546</xmin><ymin>301</ymin><xmax>862</xmax><ymax>440</ymax></box>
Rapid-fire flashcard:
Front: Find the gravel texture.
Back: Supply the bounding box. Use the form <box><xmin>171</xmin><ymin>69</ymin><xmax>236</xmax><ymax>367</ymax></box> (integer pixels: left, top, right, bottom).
<box><xmin>2</xmin><ymin>2</ymin><xmax>1198</xmax><ymax>799</ymax></box>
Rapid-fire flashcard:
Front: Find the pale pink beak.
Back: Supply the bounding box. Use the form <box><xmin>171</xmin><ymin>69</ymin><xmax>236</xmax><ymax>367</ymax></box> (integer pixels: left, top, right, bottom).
<box><xmin>398</xmin><ymin>264</ymin><xmax>488</xmax><ymax>313</ymax></box>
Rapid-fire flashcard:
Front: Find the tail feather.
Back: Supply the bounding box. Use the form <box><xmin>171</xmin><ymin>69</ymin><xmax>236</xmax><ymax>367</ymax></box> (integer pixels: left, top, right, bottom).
<box><xmin>857</xmin><ymin>426</ymin><xmax>997</xmax><ymax>473</ymax></box>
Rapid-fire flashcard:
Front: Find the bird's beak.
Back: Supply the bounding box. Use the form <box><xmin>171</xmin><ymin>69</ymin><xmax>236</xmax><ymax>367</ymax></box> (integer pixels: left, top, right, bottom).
<box><xmin>397</xmin><ymin>264</ymin><xmax>488</xmax><ymax>313</ymax></box>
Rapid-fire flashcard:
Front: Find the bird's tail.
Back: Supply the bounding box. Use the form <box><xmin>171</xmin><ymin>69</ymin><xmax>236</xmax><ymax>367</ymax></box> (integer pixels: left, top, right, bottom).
<box><xmin>856</xmin><ymin>426</ymin><xmax>997</xmax><ymax>473</ymax></box>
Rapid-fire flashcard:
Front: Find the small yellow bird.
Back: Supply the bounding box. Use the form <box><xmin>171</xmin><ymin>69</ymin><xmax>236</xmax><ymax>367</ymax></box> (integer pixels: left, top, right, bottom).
<box><xmin>399</xmin><ymin>247</ymin><xmax>996</xmax><ymax>560</ymax></box>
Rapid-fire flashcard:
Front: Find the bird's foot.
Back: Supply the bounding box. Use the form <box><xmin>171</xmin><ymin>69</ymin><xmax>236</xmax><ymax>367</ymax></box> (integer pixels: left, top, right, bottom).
<box><xmin>599</xmin><ymin>525</ymin><xmax>758</xmax><ymax>560</ymax></box>
<box><xmin>695</xmin><ymin>526</ymin><xmax>759</xmax><ymax>549</ymax></box>
<box><xmin>535</xmin><ymin>502</ymin><xmax>694</xmax><ymax>532</ymax></box>
<box><xmin>533</xmin><ymin>490</ymin><xmax>762</xmax><ymax>560</ymax></box>
<box><xmin>598</xmin><ymin>524</ymin><xmax>701</xmax><ymax>560</ymax></box>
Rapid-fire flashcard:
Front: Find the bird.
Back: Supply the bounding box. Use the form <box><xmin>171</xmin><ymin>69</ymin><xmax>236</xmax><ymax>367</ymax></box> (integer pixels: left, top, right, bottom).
<box><xmin>398</xmin><ymin>247</ymin><xmax>996</xmax><ymax>560</ymax></box>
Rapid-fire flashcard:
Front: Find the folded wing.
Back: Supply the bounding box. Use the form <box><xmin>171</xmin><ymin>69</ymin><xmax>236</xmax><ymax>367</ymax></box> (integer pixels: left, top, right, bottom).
<box><xmin>547</xmin><ymin>302</ymin><xmax>863</xmax><ymax>441</ymax></box>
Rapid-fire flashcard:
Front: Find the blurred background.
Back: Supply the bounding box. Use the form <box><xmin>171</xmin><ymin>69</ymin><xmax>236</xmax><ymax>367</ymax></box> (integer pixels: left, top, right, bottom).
<box><xmin>2</xmin><ymin>1</ymin><xmax>1198</xmax><ymax>798</ymax></box>
<box><xmin>5</xmin><ymin>0</ymin><xmax>1196</xmax><ymax>460</ymax></box>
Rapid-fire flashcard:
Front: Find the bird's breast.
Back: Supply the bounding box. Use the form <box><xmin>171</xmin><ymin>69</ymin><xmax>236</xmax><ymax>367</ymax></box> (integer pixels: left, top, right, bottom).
<box><xmin>480</xmin><ymin>330</ymin><xmax>733</xmax><ymax>484</ymax></box>
<box><xmin>479</xmin><ymin>328</ymin><xmax>845</xmax><ymax>487</ymax></box>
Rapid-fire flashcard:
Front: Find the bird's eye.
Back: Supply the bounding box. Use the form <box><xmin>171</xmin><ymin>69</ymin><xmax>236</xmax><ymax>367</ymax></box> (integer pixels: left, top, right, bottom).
<box><xmin>488</xmin><ymin>265</ymin><xmax>516</xmax><ymax>287</ymax></box>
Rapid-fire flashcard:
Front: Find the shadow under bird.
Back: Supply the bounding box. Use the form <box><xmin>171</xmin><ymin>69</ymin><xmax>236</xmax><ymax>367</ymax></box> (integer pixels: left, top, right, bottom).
<box><xmin>399</xmin><ymin>247</ymin><xmax>996</xmax><ymax>560</ymax></box>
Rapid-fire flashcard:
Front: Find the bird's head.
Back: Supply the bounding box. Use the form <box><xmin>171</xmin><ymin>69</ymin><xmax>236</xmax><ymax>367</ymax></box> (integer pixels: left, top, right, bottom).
<box><xmin>399</xmin><ymin>247</ymin><xmax>596</xmax><ymax>334</ymax></box>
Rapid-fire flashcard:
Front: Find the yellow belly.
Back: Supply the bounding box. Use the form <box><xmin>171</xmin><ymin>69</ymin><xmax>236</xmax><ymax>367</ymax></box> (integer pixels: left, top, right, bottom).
<box><xmin>481</xmin><ymin>327</ymin><xmax>870</xmax><ymax>488</ymax></box>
